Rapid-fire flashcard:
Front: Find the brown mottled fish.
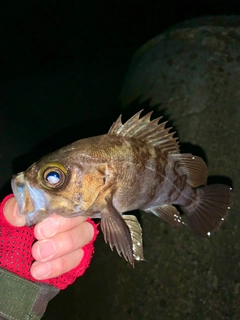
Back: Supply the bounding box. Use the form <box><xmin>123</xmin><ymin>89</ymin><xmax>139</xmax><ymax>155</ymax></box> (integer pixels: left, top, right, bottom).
<box><xmin>11</xmin><ymin>110</ymin><xmax>233</xmax><ymax>266</ymax></box>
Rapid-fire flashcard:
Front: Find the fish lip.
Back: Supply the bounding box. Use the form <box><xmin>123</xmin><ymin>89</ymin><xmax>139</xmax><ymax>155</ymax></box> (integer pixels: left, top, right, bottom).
<box><xmin>11</xmin><ymin>173</ymin><xmax>50</xmax><ymax>226</ymax></box>
<box><xmin>11</xmin><ymin>173</ymin><xmax>25</xmax><ymax>214</ymax></box>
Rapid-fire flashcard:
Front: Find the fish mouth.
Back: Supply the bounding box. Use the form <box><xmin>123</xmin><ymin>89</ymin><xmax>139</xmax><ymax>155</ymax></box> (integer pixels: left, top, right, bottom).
<box><xmin>11</xmin><ymin>172</ymin><xmax>50</xmax><ymax>226</ymax></box>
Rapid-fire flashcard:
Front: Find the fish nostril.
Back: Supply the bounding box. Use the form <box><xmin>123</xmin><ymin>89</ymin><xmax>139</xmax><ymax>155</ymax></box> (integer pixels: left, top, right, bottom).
<box><xmin>16</xmin><ymin>182</ymin><xmax>25</xmax><ymax>190</ymax></box>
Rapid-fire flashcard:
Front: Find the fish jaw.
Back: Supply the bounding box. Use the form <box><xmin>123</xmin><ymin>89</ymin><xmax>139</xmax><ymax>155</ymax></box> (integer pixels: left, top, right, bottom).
<box><xmin>11</xmin><ymin>172</ymin><xmax>51</xmax><ymax>226</ymax></box>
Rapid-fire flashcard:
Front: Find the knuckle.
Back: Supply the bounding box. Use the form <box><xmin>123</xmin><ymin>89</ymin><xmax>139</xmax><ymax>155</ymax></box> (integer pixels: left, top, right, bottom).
<box><xmin>52</xmin><ymin>250</ymin><xmax>83</xmax><ymax>277</ymax></box>
<box><xmin>58</xmin><ymin>231</ymin><xmax>79</xmax><ymax>253</ymax></box>
<box><xmin>55</xmin><ymin>256</ymin><xmax>69</xmax><ymax>274</ymax></box>
<box><xmin>85</xmin><ymin>221</ymin><xmax>95</xmax><ymax>242</ymax></box>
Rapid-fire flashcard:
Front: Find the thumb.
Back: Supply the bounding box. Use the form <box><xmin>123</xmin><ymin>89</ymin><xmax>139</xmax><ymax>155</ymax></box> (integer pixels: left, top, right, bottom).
<box><xmin>3</xmin><ymin>197</ymin><xmax>26</xmax><ymax>227</ymax></box>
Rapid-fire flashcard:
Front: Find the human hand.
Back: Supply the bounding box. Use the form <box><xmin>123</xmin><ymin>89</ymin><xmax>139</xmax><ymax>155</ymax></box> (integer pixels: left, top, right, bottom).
<box><xmin>2</xmin><ymin>196</ymin><xmax>98</xmax><ymax>289</ymax></box>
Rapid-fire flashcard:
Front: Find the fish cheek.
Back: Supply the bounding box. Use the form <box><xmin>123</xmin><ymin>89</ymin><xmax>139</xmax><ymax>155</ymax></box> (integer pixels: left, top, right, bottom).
<box><xmin>78</xmin><ymin>167</ymin><xmax>109</xmax><ymax>211</ymax></box>
<box><xmin>48</xmin><ymin>192</ymin><xmax>79</xmax><ymax>216</ymax></box>
<box><xmin>47</xmin><ymin>166</ymin><xmax>108</xmax><ymax>215</ymax></box>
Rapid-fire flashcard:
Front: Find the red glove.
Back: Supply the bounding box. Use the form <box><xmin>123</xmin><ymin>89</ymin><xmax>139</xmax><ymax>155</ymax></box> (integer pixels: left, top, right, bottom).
<box><xmin>0</xmin><ymin>194</ymin><xmax>98</xmax><ymax>290</ymax></box>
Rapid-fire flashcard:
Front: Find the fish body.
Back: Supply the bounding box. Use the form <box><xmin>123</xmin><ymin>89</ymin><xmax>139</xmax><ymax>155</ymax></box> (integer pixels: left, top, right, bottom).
<box><xmin>11</xmin><ymin>111</ymin><xmax>233</xmax><ymax>265</ymax></box>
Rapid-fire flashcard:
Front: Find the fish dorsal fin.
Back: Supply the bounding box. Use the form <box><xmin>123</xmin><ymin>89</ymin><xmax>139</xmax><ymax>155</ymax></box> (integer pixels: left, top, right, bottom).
<box><xmin>108</xmin><ymin>110</ymin><xmax>179</xmax><ymax>153</ymax></box>
<box><xmin>169</xmin><ymin>154</ymin><xmax>208</xmax><ymax>188</ymax></box>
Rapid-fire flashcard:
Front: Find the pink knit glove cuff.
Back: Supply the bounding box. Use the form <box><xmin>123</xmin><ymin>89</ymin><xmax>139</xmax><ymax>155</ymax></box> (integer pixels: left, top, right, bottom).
<box><xmin>0</xmin><ymin>194</ymin><xmax>98</xmax><ymax>290</ymax></box>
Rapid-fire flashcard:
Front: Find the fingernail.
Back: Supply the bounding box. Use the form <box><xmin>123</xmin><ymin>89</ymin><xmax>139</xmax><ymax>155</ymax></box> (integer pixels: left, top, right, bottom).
<box><xmin>38</xmin><ymin>218</ymin><xmax>56</xmax><ymax>238</ymax></box>
<box><xmin>37</xmin><ymin>240</ymin><xmax>57</xmax><ymax>260</ymax></box>
<box><xmin>32</xmin><ymin>262</ymin><xmax>51</xmax><ymax>279</ymax></box>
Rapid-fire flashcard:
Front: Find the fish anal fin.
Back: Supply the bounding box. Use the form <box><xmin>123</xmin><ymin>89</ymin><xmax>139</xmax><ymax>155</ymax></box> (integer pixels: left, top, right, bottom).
<box><xmin>170</xmin><ymin>154</ymin><xmax>208</xmax><ymax>187</ymax></box>
<box><xmin>122</xmin><ymin>215</ymin><xmax>145</xmax><ymax>262</ymax></box>
<box><xmin>108</xmin><ymin>110</ymin><xmax>179</xmax><ymax>154</ymax></box>
<box><xmin>146</xmin><ymin>205</ymin><xmax>186</xmax><ymax>227</ymax></box>
<box><xmin>100</xmin><ymin>196</ymin><xmax>134</xmax><ymax>266</ymax></box>
<box><xmin>181</xmin><ymin>184</ymin><xmax>233</xmax><ymax>237</ymax></box>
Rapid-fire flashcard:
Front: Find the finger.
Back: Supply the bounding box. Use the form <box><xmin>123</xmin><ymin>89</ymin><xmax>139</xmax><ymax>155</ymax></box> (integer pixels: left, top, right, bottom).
<box><xmin>32</xmin><ymin>220</ymin><xmax>94</xmax><ymax>262</ymax></box>
<box><xmin>30</xmin><ymin>248</ymin><xmax>84</xmax><ymax>280</ymax></box>
<box><xmin>3</xmin><ymin>197</ymin><xmax>26</xmax><ymax>227</ymax></box>
<box><xmin>34</xmin><ymin>214</ymin><xmax>88</xmax><ymax>240</ymax></box>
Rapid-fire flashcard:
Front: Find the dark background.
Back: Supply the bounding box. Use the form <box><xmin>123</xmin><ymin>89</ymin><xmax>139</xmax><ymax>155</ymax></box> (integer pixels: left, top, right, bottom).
<box><xmin>1</xmin><ymin>1</ymin><xmax>240</xmax><ymax>320</ymax></box>
<box><xmin>1</xmin><ymin>1</ymin><xmax>240</xmax><ymax>194</ymax></box>
<box><xmin>2</xmin><ymin>1</ymin><xmax>240</xmax><ymax>69</ymax></box>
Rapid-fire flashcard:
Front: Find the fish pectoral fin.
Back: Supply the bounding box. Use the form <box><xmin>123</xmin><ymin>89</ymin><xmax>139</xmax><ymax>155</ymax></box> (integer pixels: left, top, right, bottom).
<box><xmin>100</xmin><ymin>197</ymin><xmax>134</xmax><ymax>266</ymax></box>
<box><xmin>122</xmin><ymin>215</ymin><xmax>145</xmax><ymax>262</ymax></box>
<box><xmin>145</xmin><ymin>205</ymin><xmax>186</xmax><ymax>227</ymax></box>
<box><xmin>169</xmin><ymin>153</ymin><xmax>208</xmax><ymax>188</ymax></box>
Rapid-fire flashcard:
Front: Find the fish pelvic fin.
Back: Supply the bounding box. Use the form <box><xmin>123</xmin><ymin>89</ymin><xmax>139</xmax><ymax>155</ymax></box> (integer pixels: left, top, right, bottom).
<box><xmin>100</xmin><ymin>196</ymin><xmax>134</xmax><ymax>266</ymax></box>
<box><xmin>181</xmin><ymin>184</ymin><xmax>233</xmax><ymax>237</ymax></box>
<box><xmin>145</xmin><ymin>205</ymin><xmax>186</xmax><ymax>227</ymax></box>
<box><xmin>122</xmin><ymin>215</ymin><xmax>145</xmax><ymax>262</ymax></box>
<box><xmin>108</xmin><ymin>110</ymin><xmax>179</xmax><ymax>154</ymax></box>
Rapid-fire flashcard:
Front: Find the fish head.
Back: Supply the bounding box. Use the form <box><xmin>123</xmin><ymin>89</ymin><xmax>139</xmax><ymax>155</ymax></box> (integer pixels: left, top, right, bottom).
<box><xmin>11</xmin><ymin>155</ymin><xmax>104</xmax><ymax>226</ymax></box>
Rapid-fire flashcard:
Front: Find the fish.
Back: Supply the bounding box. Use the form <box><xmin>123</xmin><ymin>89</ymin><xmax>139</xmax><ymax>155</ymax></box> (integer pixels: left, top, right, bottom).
<box><xmin>11</xmin><ymin>110</ymin><xmax>233</xmax><ymax>266</ymax></box>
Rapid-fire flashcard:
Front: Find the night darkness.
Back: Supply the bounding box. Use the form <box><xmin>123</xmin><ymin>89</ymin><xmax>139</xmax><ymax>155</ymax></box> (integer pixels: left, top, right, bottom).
<box><xmin>1</xmin><ymin>1</ymin><xmax>240</xmax><ymax>320</ymax></box>
<box><xmin>2</xmin><ymin>1</ymin><xmax>240</xmax><ymax>70</ymax></box>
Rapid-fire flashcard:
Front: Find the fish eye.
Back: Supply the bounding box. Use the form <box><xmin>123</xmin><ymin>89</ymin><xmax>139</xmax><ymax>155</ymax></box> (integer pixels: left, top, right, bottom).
<box><xmin>46</xmin><ymin>171</ymin><xmax>61</xmax><ymax>184</ymax></box>
<box><xmin>39</xmin><ymin>163</ymin><xmax>67</xmax><ymax>189</ymax></box>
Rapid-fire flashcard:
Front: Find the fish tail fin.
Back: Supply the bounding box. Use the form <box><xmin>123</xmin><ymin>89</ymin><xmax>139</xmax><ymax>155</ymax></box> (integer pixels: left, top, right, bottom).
<box><xmin>181</xmin><ymin>184</ymin><xmax>233</xmax><ymax>237</ymax></box>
